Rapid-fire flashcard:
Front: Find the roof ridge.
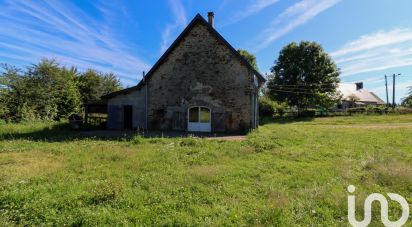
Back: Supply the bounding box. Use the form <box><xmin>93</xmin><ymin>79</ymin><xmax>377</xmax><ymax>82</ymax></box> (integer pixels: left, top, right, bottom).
<box><xmin>102</xmin><ymin>13</ymin><xmax>265</xmax><ymax>99</ymax></box>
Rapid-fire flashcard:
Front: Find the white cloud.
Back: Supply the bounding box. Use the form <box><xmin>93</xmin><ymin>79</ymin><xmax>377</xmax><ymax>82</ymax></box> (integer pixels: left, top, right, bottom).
<box><xmin>0</xmin><ymin>0</ymin><xmax>150</xmax><ymax>85</ymax></box>
<box><xmin>254</xmin><ymin>0</ymin><xmax>341</xmax><ymax>51</ymax></box>
<box><xmin>221</xmin><ymin>0</ymin><xmax>280</xmax><ymax>27</ymax></box>
<box><xmin>331</xmin><ymin>29</ymin><xmax>412</xmax><ymax>57</ymax></box>
<box><xmin>332</xmin><ymin>28</ymin><xmax>412</xmax><ymax>76</ymax></box>
<box><xmin>160</xmin><ymin>0</ymin><xmax>187</xmax><ymax>54</ymax></box>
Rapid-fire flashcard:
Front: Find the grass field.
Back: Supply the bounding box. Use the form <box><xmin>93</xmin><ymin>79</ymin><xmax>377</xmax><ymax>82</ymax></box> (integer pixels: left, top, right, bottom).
<box><xmin>0</xmin><ymin>115</ymin><xmax>411</xmax><ymax>226</ymax></box>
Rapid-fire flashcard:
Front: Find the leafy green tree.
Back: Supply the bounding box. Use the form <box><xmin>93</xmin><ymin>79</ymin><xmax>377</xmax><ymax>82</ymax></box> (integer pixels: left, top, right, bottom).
<box><xmin>77</xmin><ymin>69</ymin><xmax>122</xmax><ymax>104</ymax></box>
<box><xmin>0</xmin><ymin>64</ymin><xmax>22</xmax><ymax>120</ymax></box>
<box><xmin>267</xmin><ymin>41</ymin><xmax>341</xmax><ymax>114</ymax></box>
<box><xmin>401</xmin><ymin>86</ymin><xmax>412</xmax><ymax>107</ymax></box>
<box><xmin>0</xmin><ymin>59</ymin><xmax>82</xmax><ymax>121</ymax></box>
<box><xmin>27</xmin><ymin>59</ymin><xmax>81</xmax><ymax>120</ymax></box>
<box><xmin>101</xmin><ymin>72</ymin><xmax>123</xmax><ymax>97</ymax></box>
<box><xmin>238</xmin><ymin>49</ymin><xmax>259</xmax><ymax>71</ymax></box>
<box><xmin>76</xmin><ymin>69</ymin><xmax>102</xmax><ymax>104</ymax></box>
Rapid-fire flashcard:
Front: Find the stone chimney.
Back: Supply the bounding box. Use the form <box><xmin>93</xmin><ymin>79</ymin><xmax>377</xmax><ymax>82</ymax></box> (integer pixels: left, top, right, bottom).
<box><xmin>208</xmin><ymin>12</ymin><xmax>214</xmax><ymax>27</ymax></box>
<box><xmin>355</xmin><ymin>82</ymin><xmax>363</xmax><ymax>90</ymax></box>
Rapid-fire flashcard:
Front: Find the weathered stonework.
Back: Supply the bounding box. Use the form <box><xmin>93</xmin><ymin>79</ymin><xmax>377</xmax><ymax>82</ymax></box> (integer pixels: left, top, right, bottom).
<box><xmin>104</xmin><ymin>14</ymin><xmax>263</xmax><ymax>132</ymax></box>
<box><xmin>146</xmin><ymin>22</ymin><xmax>256</xmax><ymax>132</ymax></box>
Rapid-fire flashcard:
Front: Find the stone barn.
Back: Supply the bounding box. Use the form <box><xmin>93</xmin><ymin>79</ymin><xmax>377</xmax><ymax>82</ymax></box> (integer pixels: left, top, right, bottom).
<box><xmin>102</xmin><ymin>13</ymin><xmax>266</xmax><ymax>133</ymax></box>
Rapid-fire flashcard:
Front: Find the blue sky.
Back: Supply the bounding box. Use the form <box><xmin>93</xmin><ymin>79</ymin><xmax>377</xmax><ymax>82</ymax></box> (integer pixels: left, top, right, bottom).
<box><xmin>0</xmin><ymin>0</ymin><xmax>411</xmax><ymax>103</ymax></box>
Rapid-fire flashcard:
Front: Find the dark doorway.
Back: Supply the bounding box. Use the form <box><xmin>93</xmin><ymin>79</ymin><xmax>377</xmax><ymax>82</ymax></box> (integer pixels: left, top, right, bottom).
<box><xmin>123</xmin><ymin>105</ymin><xmax>133</xmax><ymax>130</ymax></box>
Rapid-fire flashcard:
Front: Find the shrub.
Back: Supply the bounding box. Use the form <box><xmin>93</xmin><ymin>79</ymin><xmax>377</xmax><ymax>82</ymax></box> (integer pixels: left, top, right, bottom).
<box><xmin>259</xmin><ymin>97</ymin><xmax>276</xmax><ymax>117</ymax></box>
<box><xmin>365</xmin><ymin>105</ymin><xmax>384</xmax><ymax>114</ymax></box>
<box><xmin>347</xmin><ymin>107</ymin><xmax>366</xmax><ymax>114</ymax></box>
<box><xmin>275</xmin><ymin>102</ymin><xmax>288</xmax><ymax>116</ymax></box>
<box><xmin>299</xmin><ymin>109</ymin><xmax>316</xmax><ymax>117</ymax></box>
<box><xmin>396</xmin><ymin>107</ymin><xmax>412</xmax><ymax>114</ymax></box>
<box><xmin>131</xmin><ymin>135</ymin><xmax>145</xmax><ymax>145</ymax></box>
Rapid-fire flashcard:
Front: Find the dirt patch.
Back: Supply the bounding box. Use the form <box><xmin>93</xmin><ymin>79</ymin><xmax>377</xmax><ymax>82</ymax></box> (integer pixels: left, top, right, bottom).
<box><xmin>205</xmin><ymin>135</ymin><xmax>246</xmax><ymax>141</ymax></box>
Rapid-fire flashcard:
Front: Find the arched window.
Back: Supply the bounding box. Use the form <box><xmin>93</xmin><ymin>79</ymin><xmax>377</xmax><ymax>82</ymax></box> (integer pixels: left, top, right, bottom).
<box><xmin>188</xmin><ymin>106</ymin><xmax>211</xmax><ymax>132</ymax></box>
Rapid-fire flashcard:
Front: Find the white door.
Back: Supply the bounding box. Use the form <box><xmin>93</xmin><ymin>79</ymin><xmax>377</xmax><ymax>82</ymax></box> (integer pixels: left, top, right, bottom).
<box><xmin>188</xmin><ymin>107</ymin><xmax>211</xmax><ymax>132</ymax></box>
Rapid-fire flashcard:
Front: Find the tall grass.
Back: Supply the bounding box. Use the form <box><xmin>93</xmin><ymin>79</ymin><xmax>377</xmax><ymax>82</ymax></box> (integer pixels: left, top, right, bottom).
<box><xmin>0</xmin><ymin>115</ymin><xmax>411</xmax><ymax>225</ymax></box>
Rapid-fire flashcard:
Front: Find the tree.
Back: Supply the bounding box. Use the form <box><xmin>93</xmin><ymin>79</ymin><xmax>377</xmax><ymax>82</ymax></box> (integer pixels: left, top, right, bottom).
<box><xmin>401</xmin><ymin>86</ymin><xmax>412</xmax><ymax>108</ymax></box>
<box><xmin>77</xmin><ymin>69</ymin><xmax>122</xmax><ymax>104</ymax></box>
<box><xmin>0</xmin><ymin>59</ymin><xmax>122</xmax><ymax>122</ymax></box>
<box><xmin>27</xmin><ymin>59</ymin><xmax>82</xmax><ymax>120</ymax></box>
<box><xmin>0</xmin><ymin>59</ymin><xmax>82</xmax><ymax>121</ymax></box>
<box><xmin>267</xmin><ymin>41</ymin><xmax>341</xmax><ymax>114</ymax></box>
<box><xmin>347</xmin><ymin>94</ymin><xmax>359</xmax><ymax>108</ymax></box>
<box><xmin>238</xmin><ymin>49</ymin><xmax>259</xmax><ymax>71</ymax></box>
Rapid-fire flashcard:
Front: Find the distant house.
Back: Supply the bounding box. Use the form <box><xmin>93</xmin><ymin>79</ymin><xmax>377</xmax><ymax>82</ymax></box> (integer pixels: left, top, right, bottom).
<box><xmin>101</xmin><ymin>13</ymin><xmax>265</xmax><ymax>132</ymax></box>
<box><xmin>337</xmin><ymin>82</ymin><xmax>385</xmax><ymax>109</ymax></box>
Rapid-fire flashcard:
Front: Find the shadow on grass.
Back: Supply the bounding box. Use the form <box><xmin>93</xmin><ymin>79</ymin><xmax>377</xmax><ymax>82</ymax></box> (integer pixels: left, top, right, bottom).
<box><xmin>0</xmin><ymin>123</ymin><xmax>246</xmax><ymax>142</ymax></box>
<box><xmin>0</xmin><ymin>123</ymin><xmax>122</xmax><ymax>142</ymax></box>
<box><xmin>260</xmin><ymin>116</ymin><xmax>315</xmax><ymax>125</ymax></box>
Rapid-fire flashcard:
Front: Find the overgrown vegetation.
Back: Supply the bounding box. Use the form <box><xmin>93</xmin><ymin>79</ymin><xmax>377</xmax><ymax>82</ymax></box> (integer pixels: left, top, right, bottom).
<box><xmin>402</xmin><ymin>86</ymin><xmax>412</xmax><ymax>108</ymax></box>
<box><xmin>0</xmin><ymin>59</ymin><xmax>122</xmax><ymax>122</ymax></box>
<box><xmin>0</xmin><ymin>115</ymin><xmax>411</xmax><ymax>225</ymax></box>
<box><xmin>258</xmin><ymin>96</ymin><xmax>287</xmax><ymax>117</ymax></box>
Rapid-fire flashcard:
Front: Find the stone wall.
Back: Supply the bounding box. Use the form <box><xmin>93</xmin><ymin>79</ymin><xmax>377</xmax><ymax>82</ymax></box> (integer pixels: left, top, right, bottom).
<box><xmin>146</xmin><ymin>22</ymin><xmax>257</xmax><ymax>132</ymax></box>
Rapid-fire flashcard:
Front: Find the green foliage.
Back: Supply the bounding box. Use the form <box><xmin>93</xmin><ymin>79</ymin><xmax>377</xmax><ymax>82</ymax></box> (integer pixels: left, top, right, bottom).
<box><xmin>0</xmin><ymin>59</ymin><xmax>121</xmax><ymax>122</ymax></box>
<box><xmin>259</xmin><ymin>96</ymin><xmax>276</xmax><ymax>116</ymax></box>
<box><xmin>76</xmin><ymin>70</ymin><xmax>122</xmax><ymax>104</ymax></box>
<box><xmin>238</xmin><ymin>49</ymin><xmax>259</xmax><ymax>71</ymax></box>
<box><xmin>259</xmin><ymin>96</ymin><xmax>288</xmax><ymax>117</ymax></box>
<box><xmin>267</xmin><ymin>41</ymin><xmax>341</xmax><ymax>114</ymax></box>
<box><xmin>0</xmin><ymin>115</ymin><xmax>411</xmax><ymax>225</ymax></box>
<box><xmin>402</xmin><ymin>87</ymin><xmax>412</xmax><ymax>107</ymax></box>
<box><xmin>0</xmin><ymin>59</ymin><xmax>81</xmax><ymax>121</ymax></box>
<box><xmin>300</xmin><ymin>109</ymin><xmax>316</xmax><ymax>117</ymax></box>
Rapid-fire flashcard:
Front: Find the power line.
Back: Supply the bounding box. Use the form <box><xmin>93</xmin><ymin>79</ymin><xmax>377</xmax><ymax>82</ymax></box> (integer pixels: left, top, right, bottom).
<box><xmin>269</xmin><ymin>88</ymin><xmax>333</xmax><ymax>95</ymax></box>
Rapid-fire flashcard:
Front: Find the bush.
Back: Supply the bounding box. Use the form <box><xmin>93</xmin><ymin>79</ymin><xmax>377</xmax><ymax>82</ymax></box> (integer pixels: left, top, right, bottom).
<box><xmin>131</xmin><ymin>135</ymin><xmax>145</xmax><ymax>144</ymax></box>
<box><xmin>259</xmin><ymin>97</ymin><xmax>276</xmax><ymax>117</ymax></box>
<box><xmin>401</xmin><ymin>96</ymin><xmax>412</xmax><ymax>108</ymax></box>
<box><xmin>299</xmin><ymin>109</ymin><xmax>316</xmax><ymax>117</ymax></box>
<box><xmin>396</xmin><ymin>107</ymin><xmax>412</xmax><ymax>114</ymax></box>
<box><xmin>275</xmin><ymin>102</ymin><xmax>288</xmax><ymax>116</ymax></box>
<box><xmin>347</xmin><ymin>107</ymin><xmax>366</xmax><ymax>114</ymax></box>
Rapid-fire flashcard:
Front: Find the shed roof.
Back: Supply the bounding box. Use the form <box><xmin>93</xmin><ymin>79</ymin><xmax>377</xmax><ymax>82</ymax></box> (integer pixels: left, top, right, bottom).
<box><xmin>102</xmin><ymin>14</ymin><xmax>265</xmax><ymax>99</ymax></box>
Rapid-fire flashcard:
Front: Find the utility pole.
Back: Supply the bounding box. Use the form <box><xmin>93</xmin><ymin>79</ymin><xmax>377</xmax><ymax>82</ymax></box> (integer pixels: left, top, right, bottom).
<box><xmin>392</xmin><ymin>73</ymin><xmax>401</xmax><ymax>108</ymax></box>
<box><xmin>385</xmin><ymin>75</ymin><xmax>389</xmax><ymax>107</ymax></box>
<box><xmin>392</xmin><ymin>74</ymin><xmax>396</xmax><ymax>108</ymax></box>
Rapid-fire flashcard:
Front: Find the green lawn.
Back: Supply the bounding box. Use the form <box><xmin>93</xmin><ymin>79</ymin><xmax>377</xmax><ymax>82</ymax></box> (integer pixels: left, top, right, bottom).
<box><xmin>0</xmin><ymin>115</ymin><xmax>411</xmax><ymax>226</ymax></box>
